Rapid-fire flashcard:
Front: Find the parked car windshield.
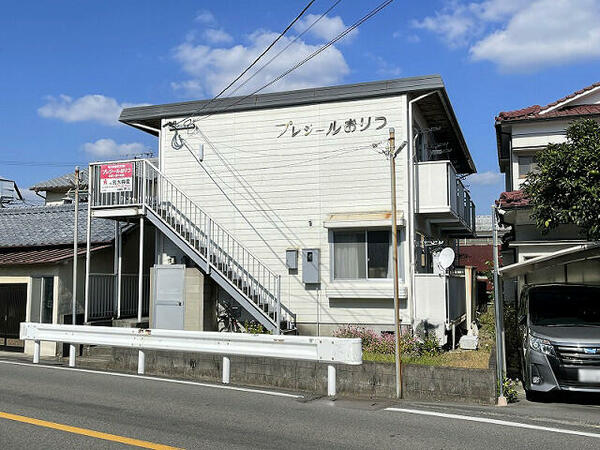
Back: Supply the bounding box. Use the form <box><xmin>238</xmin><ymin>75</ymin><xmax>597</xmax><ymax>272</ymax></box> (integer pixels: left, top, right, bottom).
<box><xmin>529</xmin><ymin>286</ymin><xmax>600</xmax><ymax>326</ymax></box>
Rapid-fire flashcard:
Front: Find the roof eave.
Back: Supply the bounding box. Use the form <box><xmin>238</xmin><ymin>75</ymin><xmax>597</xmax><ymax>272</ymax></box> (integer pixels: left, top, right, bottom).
<box><xmin>119</xmin><ymin>75</ymin><xmax>446</xmax><ymax>129</ymax></box>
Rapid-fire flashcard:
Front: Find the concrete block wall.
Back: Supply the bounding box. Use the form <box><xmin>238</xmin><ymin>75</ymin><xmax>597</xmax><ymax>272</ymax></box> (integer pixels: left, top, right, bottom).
<box><xmin>77</xmin><ymin>347</ymin><xmax>495</xmax><ymax>405</ymax></box>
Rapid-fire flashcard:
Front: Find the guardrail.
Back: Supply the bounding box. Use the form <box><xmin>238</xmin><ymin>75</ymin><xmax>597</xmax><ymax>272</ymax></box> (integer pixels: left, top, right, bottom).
<box><xmin>20</xmin><ymin>323</ymin><xmax>362</xmax><ymax>396</ymax></box>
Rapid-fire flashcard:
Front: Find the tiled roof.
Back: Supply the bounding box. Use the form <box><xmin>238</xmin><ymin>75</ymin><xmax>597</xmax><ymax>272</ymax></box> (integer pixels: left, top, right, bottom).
<box><xmin>496</xmin><ymin>190</ymin><xmax>530</xmax><ymax>209</ymax></box>
<box><xmin>30</xmin><ymin>168</ymin><xmax>89</xmax><ymax>192</ymax></box>
<box><xmin>0</xmin><ymin>204</ymin><xmax>115</xmax><ymax>248</ymax></box>
<box><xmin>0</xmin><ymin>243</ymin><xmax>111</xmax><ymax>265</ymax></box>
<box><xmin>496</xmin><ymin>81</ymin><xmax>600</xmax><ymax>122</ymax></box>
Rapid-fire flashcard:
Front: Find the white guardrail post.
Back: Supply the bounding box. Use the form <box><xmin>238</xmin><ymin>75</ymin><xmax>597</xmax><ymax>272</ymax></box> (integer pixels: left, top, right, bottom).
<box><xmin>20</xmin><ymin>323</ymin><xmax>362</xmax><ymax>397</ymax></box>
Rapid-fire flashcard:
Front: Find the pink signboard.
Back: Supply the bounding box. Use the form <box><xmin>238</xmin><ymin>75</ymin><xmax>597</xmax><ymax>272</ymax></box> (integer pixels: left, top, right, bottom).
<box><xmin>100</xmin><ymin>163</ymin><xmax>133</xmax><ymax>193</ymax></box>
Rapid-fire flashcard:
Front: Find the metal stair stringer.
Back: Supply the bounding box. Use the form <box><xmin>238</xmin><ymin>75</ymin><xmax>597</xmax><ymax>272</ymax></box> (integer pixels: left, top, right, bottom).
<box><xmin>144</xmin><ymin>207</ymin><xmax>281</xmax><ymax>333</ymax></box>
<box><xmin>137</xmin><ymin>160</ymin><xmax>296</xmax><ymax>334</ymax></box>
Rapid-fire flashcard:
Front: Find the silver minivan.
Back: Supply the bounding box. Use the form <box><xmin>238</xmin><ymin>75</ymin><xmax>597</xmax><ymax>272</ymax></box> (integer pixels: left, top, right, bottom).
<box><xmin>518</xmin><ymin>284</ymin><xmax>600</xmax><ymax>400</ymax></box>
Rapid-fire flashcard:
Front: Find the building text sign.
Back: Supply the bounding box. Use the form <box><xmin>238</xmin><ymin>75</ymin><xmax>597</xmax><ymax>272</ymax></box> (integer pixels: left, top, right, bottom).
<box><xmin>100</xmin><ymin>163</ymin><xmax>133</xmax><ymax>193</ymax></box>
<box><xmin>276</xmin><ymin>116</ymin><xmax>388</xmax><ymax>138</ymax></box>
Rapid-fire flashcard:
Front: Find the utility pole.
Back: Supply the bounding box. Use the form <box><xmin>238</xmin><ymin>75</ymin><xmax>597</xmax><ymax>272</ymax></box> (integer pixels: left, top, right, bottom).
<box><xmin>492</xmin><ymin>204</ymin><xmax>507</xmax><ymax>406</ymax></box>
<box><xmin>70</xmin><ymin>167</ymin><xmax>80</xmax><ymax>367</ymax></box>
<box><xmin>389</xmin><ymin>128</ymin><xmax>402</xmax><ymax>399</ymax></box>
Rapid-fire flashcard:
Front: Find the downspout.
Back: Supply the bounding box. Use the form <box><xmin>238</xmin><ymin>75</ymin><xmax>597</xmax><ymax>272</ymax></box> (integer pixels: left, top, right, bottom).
<box><xmin>407</xmin><ymin>90</ymin><xmax>439</xmax><ymax>329</ymax></box>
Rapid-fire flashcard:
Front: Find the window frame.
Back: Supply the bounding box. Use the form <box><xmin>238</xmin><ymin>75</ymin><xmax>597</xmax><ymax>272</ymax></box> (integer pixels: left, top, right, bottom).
<box><xmin>330</xmin><ymin>228</ymin><xmax>405</xmax><ymax>282</ymax></box>
<box><xmin>518</xmin><ymin>154</ymin><xmax>538</xmax><ymax>179</ymax></box>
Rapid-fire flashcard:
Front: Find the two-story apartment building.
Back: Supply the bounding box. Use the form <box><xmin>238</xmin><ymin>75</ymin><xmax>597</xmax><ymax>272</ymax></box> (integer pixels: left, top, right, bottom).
<box><xmin>495</xmin><ymin>81</ymin><xmax>600</xmax><ymax>298</ymax></box>
<box><xmin>84</xmin><ymin>75</ymin><xmax>477</xmax><ymax>343</ymax></box>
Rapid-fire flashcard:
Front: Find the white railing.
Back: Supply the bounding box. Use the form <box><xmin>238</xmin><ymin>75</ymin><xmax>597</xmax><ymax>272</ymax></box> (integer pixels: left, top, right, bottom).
<box><xmin>88</xmin><ymin>159</ymin><xmax>294</xmax><ymax>332</ymax></box>
<box><xmin>21</xmin><ymin>323</ymin><xmax>362</xmax><ymax>396</ymax></box>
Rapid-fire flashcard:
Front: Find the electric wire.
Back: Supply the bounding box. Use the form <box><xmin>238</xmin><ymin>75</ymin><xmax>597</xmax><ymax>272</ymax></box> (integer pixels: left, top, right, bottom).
<box><xmin>188</xmin><ymin>0</ymin><xmax>394</xmax><ymax>125</ymax></box>
<box><xmin>171</xmin><ymin>0</ymin><xmax>317</xmax><ymax>128</ymax></box>
<box><xmin>166</xmin><ymin>0</ymin><xmax>393</xmax><ymax>131</ymax></box>
<box><xmin>227</xmin><ymin>0</ymin><xmax>343</xmax><ymax>98</ymax></box>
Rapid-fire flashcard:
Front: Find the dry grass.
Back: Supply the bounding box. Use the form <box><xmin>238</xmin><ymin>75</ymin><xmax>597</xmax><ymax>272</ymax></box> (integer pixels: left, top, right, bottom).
<box><xmin>363</xmin><ymin>349</ymin><xmax>491</xmax><ymax>369</ymax></box>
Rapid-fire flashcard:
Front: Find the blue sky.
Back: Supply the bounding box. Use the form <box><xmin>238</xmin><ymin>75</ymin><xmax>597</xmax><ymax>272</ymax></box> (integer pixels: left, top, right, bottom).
<box><xmin>1</xmin><ymin>0</ymin><xmax>599</xmax><ymax>211</ymax></box>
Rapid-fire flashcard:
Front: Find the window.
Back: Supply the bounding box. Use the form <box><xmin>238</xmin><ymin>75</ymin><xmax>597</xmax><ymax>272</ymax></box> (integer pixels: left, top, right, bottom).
<box><xmin>41</xmin><ymin>277</ymin><xmax>54</xmax><ymax>324</ymax></box>
<box><xmin>518</xmin><ymin>155</ymin><xmax>538</xmax><ymax>178</ymax></box>
<box><xmin>30</xmin><ymin>276</ymin><xmax>54</xmax><ymax>323</ymax></box>
<box><xmin>332</xmin><ymin>229</ymin><xmax>404</xmax><ymax>280</ymax></box>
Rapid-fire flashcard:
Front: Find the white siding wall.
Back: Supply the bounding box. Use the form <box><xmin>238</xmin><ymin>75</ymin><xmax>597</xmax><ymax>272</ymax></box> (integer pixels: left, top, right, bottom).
<box><xmin>158</xmin><ymin>95</ymin><xmax>409</xmax><ymax>328</ymax></box>
<box><xmin>510</xmin><ymin>120</ymin><xmax>569</xmax><ymax>190</ymax></box>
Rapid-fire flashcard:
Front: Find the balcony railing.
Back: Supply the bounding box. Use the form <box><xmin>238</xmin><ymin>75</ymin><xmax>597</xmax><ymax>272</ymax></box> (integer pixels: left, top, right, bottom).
<box><xmin>416</xmin><ymin>161</ymin><xmax>476</xmax><ymax>233</ymax></box>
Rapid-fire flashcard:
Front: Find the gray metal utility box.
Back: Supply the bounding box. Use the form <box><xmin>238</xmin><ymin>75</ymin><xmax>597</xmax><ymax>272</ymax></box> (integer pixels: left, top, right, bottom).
<box><xmin>286</xmin><ymin>249</ymin><xmax>298</xmax><ymax>270</ymax></box>
<box><xmin>151</xmin><ymin>265</ymin><xmax>185</xmax><ymax>330</ymax></box>
<box><xmin>302</xmin><ymin>249</ymin><xmax>320</xmax><ymax>283</ymax></box>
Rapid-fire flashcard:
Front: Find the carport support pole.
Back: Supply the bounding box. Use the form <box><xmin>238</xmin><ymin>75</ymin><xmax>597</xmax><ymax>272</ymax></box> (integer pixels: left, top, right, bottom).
<box><xmin>138</xmin><ymin>350</ymin><xmax>145</xmax><ymax>375</ymax></box>
<box><xmin>492</xmin><ymin>205</ymin><xmax>507</xmax><ymax>406</ymax></box>
<box><xmin>33</xmin><ymin>340</ymin><xmax>40</xmax><ymax>364</ymax></box>
<box><xmin>222</xmin><ymin>356</ymin><xmax>230</xmax><ymax>384</ymax></box>
<box><xmin>328</xmin><ymin>365</ymin><xmax>336</xmax><ymax>397</ymax></box>
<box><xmin>137</xmin><ymin>217</ymin><xmax>144</xmax><ymax>324</ymax></box>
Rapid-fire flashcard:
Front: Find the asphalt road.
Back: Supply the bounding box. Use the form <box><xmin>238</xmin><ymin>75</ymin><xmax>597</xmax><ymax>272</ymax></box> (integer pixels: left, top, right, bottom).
<box><xmin>1</xmin><ymin>358</ymin><xmax>600</xmax><ymax>449</ymax></box>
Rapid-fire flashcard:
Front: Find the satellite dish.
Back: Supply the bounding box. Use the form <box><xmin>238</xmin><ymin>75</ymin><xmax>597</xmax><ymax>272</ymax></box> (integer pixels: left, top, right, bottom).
<box><xmin>438</xmin><ymin>247</ymin><xmax>455</xmax><ymax>270</ymax></box>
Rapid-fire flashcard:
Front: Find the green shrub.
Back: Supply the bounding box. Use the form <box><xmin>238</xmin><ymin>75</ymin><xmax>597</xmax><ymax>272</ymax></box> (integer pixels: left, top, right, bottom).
<box><xmin>499</xmin><ymin>377</ymin><xmax>519</xmax><ymax>403</ymax></box>
<box><xmin>244</xmin><ymin>321</ymin><xmax>271</xmax><ymax>334</ymax></box>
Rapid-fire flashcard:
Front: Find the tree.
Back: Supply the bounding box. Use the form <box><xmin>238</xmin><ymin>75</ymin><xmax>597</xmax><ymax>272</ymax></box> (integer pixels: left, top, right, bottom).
<box><xmin>523</xmin><ymin>118</ymin><xmax>600</xmax><ymax>240</ymax></box>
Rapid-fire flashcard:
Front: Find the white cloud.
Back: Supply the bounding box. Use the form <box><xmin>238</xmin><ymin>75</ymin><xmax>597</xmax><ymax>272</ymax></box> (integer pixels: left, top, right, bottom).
<box><xmin>83</xmin><ymin>139</ymin><xmax>150</xmax><ymax>158</ymax></box>
<box><xmin>172</xmin><ymin>29</ymin><xmax>350</xmax><ymax>97</ymax></box>
<box><xmin>195</xmin><ymin>10</ymin><xmax>216</xmax><ymax>25</ymax></box>
<box><xmin>412</xmin><ymin>1</ymin><xmax>480</xmax><ymax>48</ymax></box>
<box><xmin>38</xmin><ymin>94</ymin><xmax>147</xmax><ymax>126</ymax></box>
<box><xmin>467</xmin><ymin>171</ymin><xmax>503</xmax><ymax>186</ymax></box>
<box><xmin>470</xmin><ymin>0</ymin><xmax>600</xmax><ymax>72</ymax></box>
<box><xmin>294</xmin><ymin>14</ymin><xmax>357</xmax><ymax>42</ymax></box>
<box><xmin>202</xmin><ymin>28</ymin><xmax>233</xmax><ymax>44</ymax></box>
<box><xmin>413</xmin><ymin>0</ymin><xmax>600</xmax><ymax>72</ymax></box>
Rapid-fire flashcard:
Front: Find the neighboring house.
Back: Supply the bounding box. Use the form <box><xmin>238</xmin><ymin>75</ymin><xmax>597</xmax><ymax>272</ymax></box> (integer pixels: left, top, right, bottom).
<box><xmin>0</xmin><ymin>176</ymin><xmax>23</xmax><ymax>207</ymax></box>
<box><xmin>0</xmin><ymin>204</ymin><xmax>150</xmax><ymax>355</ymax></box>
<box><xmin>495</xmin><ymin>81</ymin><xmax>600</xmax><ymax>299</ymax></box>
<box><xmin>84</xmin><ymin>75</ymin><xmax>477</xmax><ymax>344</ymax></box>
<box><xmin>30</xmin><ymin>168</ymin><xmax>89</xmax><ymax>205</ymax></box>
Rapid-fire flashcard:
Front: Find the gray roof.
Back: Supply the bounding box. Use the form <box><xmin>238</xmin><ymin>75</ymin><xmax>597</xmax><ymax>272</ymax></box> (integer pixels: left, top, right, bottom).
<box><xmin>0</xmin><ymin>204</ymin><xmax>114</xmax><ymax>248</ymax></box>
<box><xmin>120</xmin><ymin>75</ymin><xmax>476</xmax><ymax>173</ymax></box>
<box><xmin>0</xmin><ymin>176</ymin><xmax>23</xmax><ymax>202</ymax></box>
<box><xmin>30</xmin><ymin>168</ymin><xmax>89</xmax><ymax>193</ymax></box>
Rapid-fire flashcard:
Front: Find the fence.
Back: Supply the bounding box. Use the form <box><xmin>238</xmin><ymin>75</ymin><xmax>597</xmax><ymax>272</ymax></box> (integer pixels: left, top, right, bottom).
<box><xmin>88</xmin><ymin>274</ymin><xmax>149</xmax><ymax>320</ymax></box>
<box><xmin>20</xmin><ymin>323</ymin><xmax>362</xmax><ymax>396</ymax></box>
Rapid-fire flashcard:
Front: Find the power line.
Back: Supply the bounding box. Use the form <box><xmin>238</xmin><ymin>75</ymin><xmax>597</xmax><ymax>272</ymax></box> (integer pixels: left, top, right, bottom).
<box><xmin>188</xmin><ymin>0</ymin><xmax>394</xmax><ymax>126</ymax></box>
<box><xmin>172</xmin><ymin>0</ymin><xmax>316</xmax><ymax>128</ymax></box>
<box><xmin>0</xmin><ymin>160</ymin><xmax>87</xmax><ymax>167</ymax></box>
<box><xmin>227</xmin><ymin>0</ymin><xmax>343</xmax><ymax>98</ymax></box>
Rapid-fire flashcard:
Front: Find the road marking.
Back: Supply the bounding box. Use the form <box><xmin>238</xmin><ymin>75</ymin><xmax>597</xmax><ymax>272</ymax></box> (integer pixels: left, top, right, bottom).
<box><xmin>386</xmin><ymin>407</ymin><xmax>600</xmax><ymax>439</ymax></box>
<box><xmin>0</xmin><ymin>411</ymin><xmax>180</xmax><ymax>449</ymax></box>
<box><xmin>0</xmin><ymin>359</ymin><xmax>302</xmax><ymax>399</ymax></box>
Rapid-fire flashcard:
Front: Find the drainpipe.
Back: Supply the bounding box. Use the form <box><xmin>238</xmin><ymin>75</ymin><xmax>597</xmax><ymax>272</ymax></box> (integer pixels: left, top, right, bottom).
<box><xmin>407</xmin><ymin>91</ymin><xmax>438</xmax><ymax>329</ymax></box>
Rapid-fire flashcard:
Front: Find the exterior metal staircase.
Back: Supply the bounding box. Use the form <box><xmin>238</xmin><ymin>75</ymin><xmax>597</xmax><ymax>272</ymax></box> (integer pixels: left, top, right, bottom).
<box><xmin>89</xmin><ymin>159</ymin><xmax>296</xmax><ymax>334</ymax></box>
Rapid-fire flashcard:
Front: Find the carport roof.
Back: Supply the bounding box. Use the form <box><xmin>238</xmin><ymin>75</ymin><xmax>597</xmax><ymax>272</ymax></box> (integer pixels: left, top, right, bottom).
<box><xmin>499</xmin><ymin>243</ymin><xmax>600</xmax><ymax>278</ymax></box>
